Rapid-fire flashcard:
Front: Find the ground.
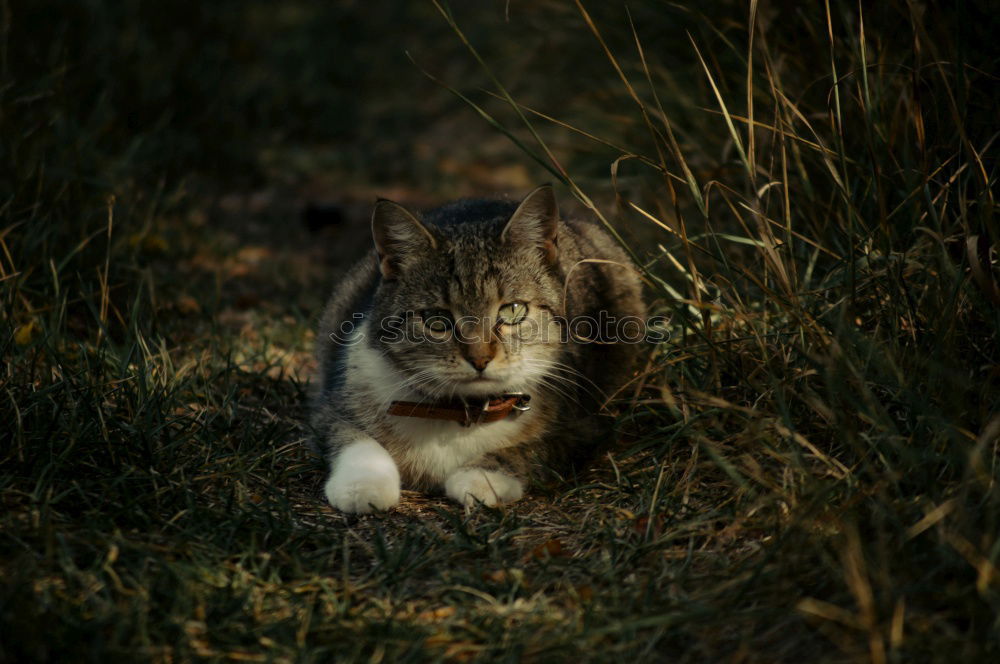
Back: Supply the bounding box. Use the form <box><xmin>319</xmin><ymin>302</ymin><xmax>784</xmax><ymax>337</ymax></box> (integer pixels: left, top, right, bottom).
<box><xmin>2</xmin><ymin>2</ymin><xmax>998</xmax><ymax>662</ymax></box>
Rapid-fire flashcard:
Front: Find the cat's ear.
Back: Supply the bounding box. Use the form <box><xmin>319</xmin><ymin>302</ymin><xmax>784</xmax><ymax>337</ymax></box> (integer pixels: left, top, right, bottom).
<box><xmin>501</xmin><ymin>184</ymin><xmax>559</xmax><ymax>264</ymax></box>
<box><xmin>371</xmin><ymin>199</ymin><xmax>437</xmax><ymax>280</ymax></box>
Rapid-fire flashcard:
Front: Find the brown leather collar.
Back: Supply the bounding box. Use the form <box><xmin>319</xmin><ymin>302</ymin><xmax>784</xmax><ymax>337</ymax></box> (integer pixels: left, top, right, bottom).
<box><xmin>387</xmin><ymin>393</ymin><xmax>531</xmax><ymax>427</ymax></box>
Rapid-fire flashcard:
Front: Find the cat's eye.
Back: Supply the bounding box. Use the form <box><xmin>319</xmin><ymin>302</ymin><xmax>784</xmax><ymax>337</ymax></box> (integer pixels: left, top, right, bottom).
<box><xmin>497</xmin><ymin>302</ymin><xmax>528</xmax><ymax>325</ymax></box>
<box><xmin>420</xmin><ymin>309</ymin><xmax>453</xmax><ymax>333</ymax></box>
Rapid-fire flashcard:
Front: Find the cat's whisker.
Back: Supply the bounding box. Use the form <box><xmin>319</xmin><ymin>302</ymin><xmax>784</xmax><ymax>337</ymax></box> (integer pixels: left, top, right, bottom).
<box><xmin>531</xmin><ymin>361</ymin><xmax>606</xmax><ymax>401</ymax></box>
<box><xmin>313</xmin><ymin>186</ymin><xmax>645</xmax><ymax>514</ymax></box>
<box><xmin>516</xmin><ymin>364</ymin><xmax>582</xmax><ymax>405</ymax></box>
<box><xmin>534</xmin><ymin>375</ymin><xmax>582</xmax><ymax>405</ymax></box>
<box><xmin>520</xmin><ymin>359</ymin><xmax>603</xmax><ymax>401</ymax></box>
<box><xmin>407</xmin><ymin>379</ymin><xmax>455</xmax><ymax>411</ymax></box>
<box><xmin>534</xmin><ymin>360</ymin><xmax>607</xmax><ymax>398</ymax></box>
<box><xmin>375</xmin><ymin>369</ymin><xmax>443</xmax><ymax>413</ymax></box>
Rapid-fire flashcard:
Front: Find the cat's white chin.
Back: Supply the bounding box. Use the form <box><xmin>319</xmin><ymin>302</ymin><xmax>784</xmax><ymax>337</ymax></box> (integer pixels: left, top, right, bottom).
<box><xmin>450</xmin><ymin>379</ymin><xmax>525</xmax><ymax>397</ymax></box>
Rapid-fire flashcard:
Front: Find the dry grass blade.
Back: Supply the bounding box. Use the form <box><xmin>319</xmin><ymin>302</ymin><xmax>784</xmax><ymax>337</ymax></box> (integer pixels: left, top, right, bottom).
<box><xmin>688</xmin><ymin>32</ymin><xmax>752</xmax><ymax>181</ymax></box>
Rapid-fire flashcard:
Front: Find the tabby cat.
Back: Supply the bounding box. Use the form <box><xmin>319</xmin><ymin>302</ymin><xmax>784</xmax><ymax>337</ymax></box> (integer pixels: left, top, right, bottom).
<box><xmin>311</xmin><ymin>185</ymin><xmax>646</xmax><ymax>513</ymax></box>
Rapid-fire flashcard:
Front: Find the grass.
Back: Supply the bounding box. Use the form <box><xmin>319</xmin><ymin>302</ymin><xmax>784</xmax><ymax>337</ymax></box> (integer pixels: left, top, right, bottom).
<box><xmin>2</xmin><ymin>0</ymin><xmax>998</xmax><ymax>661</ymax></box>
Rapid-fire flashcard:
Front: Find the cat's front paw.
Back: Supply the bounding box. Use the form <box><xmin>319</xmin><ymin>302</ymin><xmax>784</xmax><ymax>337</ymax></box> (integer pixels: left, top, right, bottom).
<box><xmin>325</xmin><ymin>439</ymin><xmax>401</xmax><ymax>514</ymax></box>
<box><xmin>444</xmin><ymin>468</ymin><xmax>523</xmax><ymax>508</ymax></box>
<box><xmin>325</xmin><ymin>474</ymin><xmax>400</xmax><ymax>514</ymax></box>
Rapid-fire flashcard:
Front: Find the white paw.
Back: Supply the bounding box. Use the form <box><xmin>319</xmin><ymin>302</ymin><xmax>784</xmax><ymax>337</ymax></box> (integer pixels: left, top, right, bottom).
<box><xmin>325</xmin><ymin>438</ymin><xmax>401</xmax><ymax>514</ymax></box>
<box><xmin>444</xmin><ymin>468</ymin><xmax>523</xmax><ymax>508</ymax></box>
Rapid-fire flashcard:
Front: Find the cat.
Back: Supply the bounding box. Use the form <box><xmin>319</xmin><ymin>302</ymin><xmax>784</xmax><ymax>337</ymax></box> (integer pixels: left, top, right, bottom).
<box><xmin>310</xmin><ymin>185</ymin><xmax>647</xmax><ymax>513</ymax></box>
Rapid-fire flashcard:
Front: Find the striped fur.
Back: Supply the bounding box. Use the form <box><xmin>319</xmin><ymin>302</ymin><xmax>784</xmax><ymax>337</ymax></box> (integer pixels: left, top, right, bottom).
<box><xmin>310</xmin><ymin>186</ymin><xmax>646</xmax><ymax>513</ymax></box>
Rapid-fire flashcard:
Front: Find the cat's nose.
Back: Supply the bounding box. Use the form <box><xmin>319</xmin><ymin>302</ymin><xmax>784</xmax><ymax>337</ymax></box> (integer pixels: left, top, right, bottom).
<box><xmin>461</xmin><ymin>342</ymin><xmax>496</xmax><ymax>372</ymax></box>
<box><xmin>465</xmin><ymin>354</ymin><xmax>492</xmax><ymax>372</ymax></box>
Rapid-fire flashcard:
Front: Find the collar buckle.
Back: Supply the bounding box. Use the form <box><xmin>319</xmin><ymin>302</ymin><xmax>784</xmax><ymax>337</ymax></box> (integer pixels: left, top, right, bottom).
<box><xmin>459</xmin><ymin>393</ymin><xmax>532</xmax><ymax>427</ymax></box>
<box><xmin>507</xmin><ymin>392</ymin><xmax>532</xmax><ymax>412</ymax></box>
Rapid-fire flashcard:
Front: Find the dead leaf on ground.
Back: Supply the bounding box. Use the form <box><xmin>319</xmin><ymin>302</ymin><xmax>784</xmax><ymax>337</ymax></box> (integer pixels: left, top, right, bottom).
<box><xmin>424</xmin><ymin>632</ymin><xmax>477</xmax><ymax>663</ymax></box>
<box><xmin>175</xmin><ymin>295</ymin><xmax>201</xmax><ymax>315</ymax></box>
<box><xmin>14</xmin><ymin>320</ymin><xmax>38</xmax><ymax>345</ymax></box>
<box><xmin>417</xmin><ymin>606</ymin><xmax>456</xmax><ymax>621</ymax></box>
<box><xmin>632</xmin><ymin>514</ymin><xmax>666</xmax><ymax>537</ymax></box>
<box><xmin>527</xmin><ymin>539</ymin><xmax>568</xmax><ymax>560</ymax></box>
<box><xmin>482</xmin><ymin>568</ymin><xmax>525</xmax><ymax>586</ymax></box>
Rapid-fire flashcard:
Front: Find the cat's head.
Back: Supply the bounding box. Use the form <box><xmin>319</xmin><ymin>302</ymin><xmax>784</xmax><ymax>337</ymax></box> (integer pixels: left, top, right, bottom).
<box><xmin>368</xmin><ymin>186</ymin><xmax>566</xmax><ymax>399</ymax></box>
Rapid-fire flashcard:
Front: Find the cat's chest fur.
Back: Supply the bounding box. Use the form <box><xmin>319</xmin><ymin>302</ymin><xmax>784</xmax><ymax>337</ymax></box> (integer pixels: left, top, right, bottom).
<box><xmin>311</xmin><ymin>185</ymin><xmax>646</xmax><ymax>512</ymax></box>
<box><xmin>341</xmin><ymin>321</ymin><xmax>549</xmax><ymax>485</ymax></box>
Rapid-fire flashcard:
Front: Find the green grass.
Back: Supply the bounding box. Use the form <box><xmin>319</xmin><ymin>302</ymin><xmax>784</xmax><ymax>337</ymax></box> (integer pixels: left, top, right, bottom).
<box><xmin>2</xmin><ymin>1</ymin><xmax>998</xmax><ymax>661</ymax></box>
